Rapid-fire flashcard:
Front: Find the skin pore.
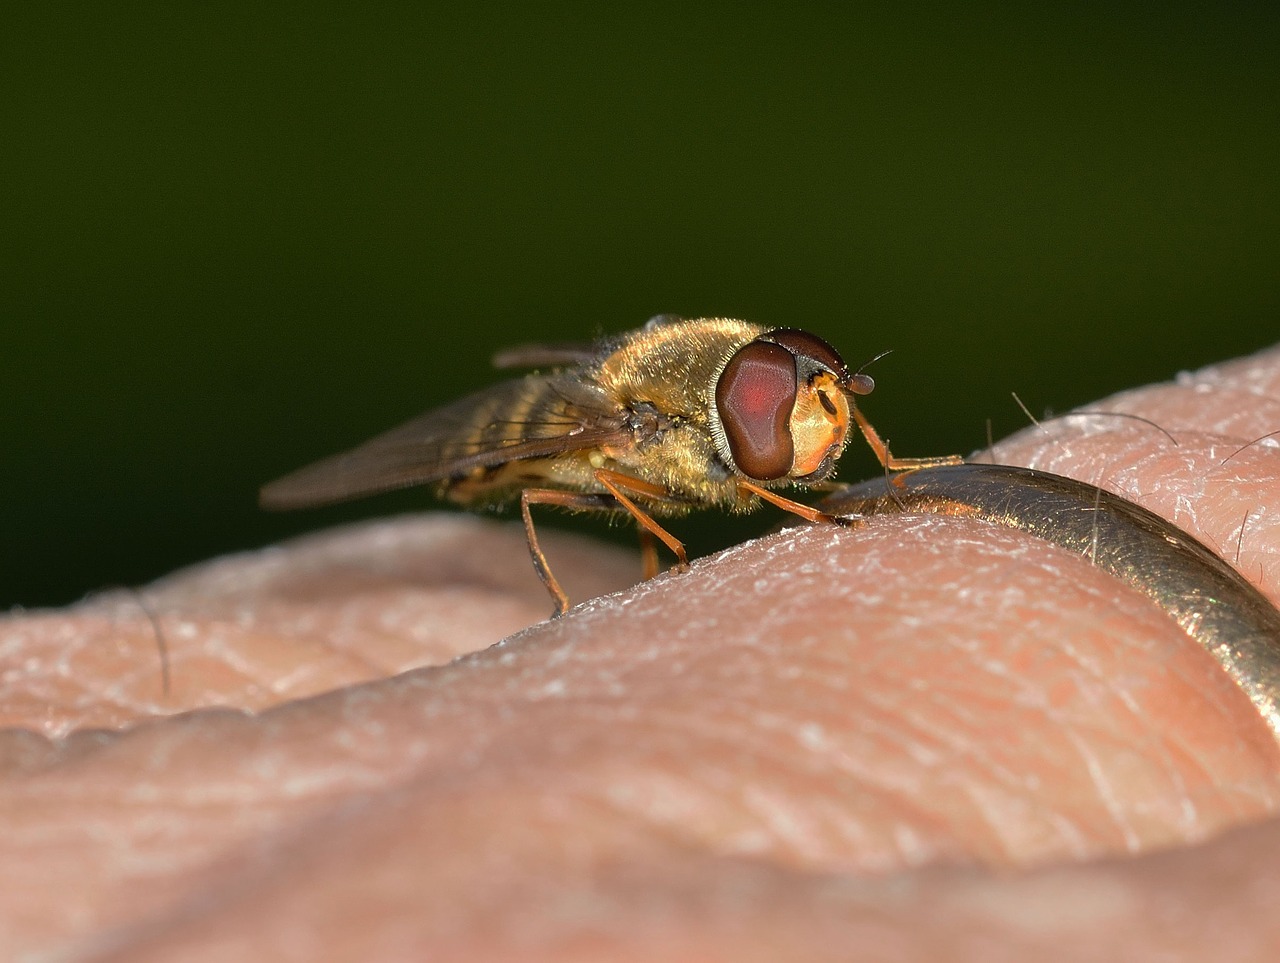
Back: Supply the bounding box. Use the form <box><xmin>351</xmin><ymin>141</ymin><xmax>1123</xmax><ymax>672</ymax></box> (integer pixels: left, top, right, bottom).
<box><xmin>3</xmin><ymin>344</ymin><xmax>1280</xmax><ymax>961</ymax></box>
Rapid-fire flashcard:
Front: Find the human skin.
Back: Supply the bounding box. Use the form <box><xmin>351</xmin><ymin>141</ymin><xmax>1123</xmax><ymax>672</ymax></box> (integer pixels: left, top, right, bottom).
<box><xmin>3</xmin><ymin>344</ymin><xmax>1280</xmax><ymax>961</ymax></box>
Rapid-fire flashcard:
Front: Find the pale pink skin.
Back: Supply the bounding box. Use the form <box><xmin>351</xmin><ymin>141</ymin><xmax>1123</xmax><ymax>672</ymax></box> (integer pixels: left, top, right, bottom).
<box><xmin>4</xmin><ymin>345</ymin><xmax>1280</xmax><ymax>961</ymax></box>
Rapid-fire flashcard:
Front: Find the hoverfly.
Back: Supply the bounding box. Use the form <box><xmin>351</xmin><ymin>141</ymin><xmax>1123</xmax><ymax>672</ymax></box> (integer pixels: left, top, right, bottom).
<box><xmin>260</xmin><ymin>315</ymin><xmax>960</xmax><ymax>616</ymax></box>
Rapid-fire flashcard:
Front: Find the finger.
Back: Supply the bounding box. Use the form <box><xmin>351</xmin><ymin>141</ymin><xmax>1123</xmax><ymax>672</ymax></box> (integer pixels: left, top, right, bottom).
<box><xmin>0</xmin><ymin>515</ymin><xmax>640</xmax><ymax>734</ymax></box>
<box><xmin>18</xmin><ymin>511</ymin><xmax>1280</xmax><ymax>958</ymax></box>
<box><xmin>82</xmin><ymin>790</ymin><xmax>1280</xmax><ymax>962</ymax></box>
<box><xmin>5</xmin><ymin>345</ymin><xmax>1280</xmax><ymax>958</ymax></box>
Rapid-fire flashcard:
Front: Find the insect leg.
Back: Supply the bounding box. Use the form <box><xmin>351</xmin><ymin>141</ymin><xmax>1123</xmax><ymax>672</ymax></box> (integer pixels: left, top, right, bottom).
<box><xmin>737</xmin><ymin>479</ymin><xmax>855</xmax><ymax>526</ymax></box>
<box><xmin>592</xmin><ymin>469</ymin><xmax>690</xmax><ymax>572</ymax></box>
<box><xmin>520</xmin><ymin>488</ymin><xmax>616</xmax><ymax>617</ymax></box>
<box><xmin>851</xmin><ymin>407</ymin><xmax>964</xmax><ymax>473</ymax></box>
<box><xmin>638</xmin><ymin>530</ymin><xmax>660</xmax><ymax>581</ymax></box>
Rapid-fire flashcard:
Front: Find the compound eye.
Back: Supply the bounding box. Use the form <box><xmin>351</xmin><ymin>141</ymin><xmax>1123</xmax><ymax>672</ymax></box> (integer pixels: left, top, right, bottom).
<box><xmin>763</xmin><ymin>328</ymin><xmax>848</xmax><ymax>380</ymax></box>
<box><xmin>715</xmin><ymin>340</ymin><xmax>797</xmax><ymax>480</ymax></box>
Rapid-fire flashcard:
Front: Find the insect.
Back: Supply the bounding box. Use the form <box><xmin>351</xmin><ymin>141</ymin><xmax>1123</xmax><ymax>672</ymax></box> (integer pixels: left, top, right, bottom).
<box><xmin>260</xmin><ymin>315</ymin><xmax>960</xmax><ymax>616</ymax></box>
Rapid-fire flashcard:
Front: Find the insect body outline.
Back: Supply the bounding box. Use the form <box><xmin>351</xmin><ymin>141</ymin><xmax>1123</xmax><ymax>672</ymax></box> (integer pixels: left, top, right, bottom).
<box><xmin>261</xmin><ymin>315</ymin><xmax>958</xmax><ymax>615</ymax></box>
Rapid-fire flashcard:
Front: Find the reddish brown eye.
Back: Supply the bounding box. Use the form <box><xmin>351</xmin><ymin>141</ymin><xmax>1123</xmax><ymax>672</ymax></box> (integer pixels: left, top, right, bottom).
<box><xmin>715</xmin><ymin>340</ymin><xmax>797</xmax><ymax>480</ymax></box>
<box><xmin>763</xmin><ymin>328</ymin><xmax>848</xmax><ymax>380</ymax></box>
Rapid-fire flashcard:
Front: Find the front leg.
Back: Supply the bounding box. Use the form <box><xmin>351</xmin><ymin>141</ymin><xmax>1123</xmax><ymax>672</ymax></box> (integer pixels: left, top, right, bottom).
<box><xmin>851</xmin><ymin>406</ymin><xmax>964</xmax><ymax>473</ymax></box>
<box><xmin>737</xmin><ymin>479</ymin><xmax>858</xmax><ymax>528</ymax></box>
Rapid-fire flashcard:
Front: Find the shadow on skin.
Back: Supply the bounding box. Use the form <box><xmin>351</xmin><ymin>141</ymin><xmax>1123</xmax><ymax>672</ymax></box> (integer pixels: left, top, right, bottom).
<box><xmin>2</xmin><ymin>345</ymin><xmax>1280</xmax><ymax>960</ymax></box>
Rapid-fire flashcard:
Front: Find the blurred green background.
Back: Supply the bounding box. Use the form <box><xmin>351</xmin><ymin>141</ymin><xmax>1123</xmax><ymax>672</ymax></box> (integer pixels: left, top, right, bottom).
<box><xmin>5</xmin><ymin>5</ymin><xmax>1278</xmax><ymax>608</ymax></box>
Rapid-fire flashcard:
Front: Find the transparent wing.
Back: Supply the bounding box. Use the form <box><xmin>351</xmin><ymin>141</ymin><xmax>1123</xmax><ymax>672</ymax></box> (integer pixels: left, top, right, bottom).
<box><xmin>259</xmin><ymin>374</ymin><xmax>631</xmax><ymax>510</ymax></box>
<box><xmin>490</xmin><ymin>341</ymin><xmax>600</xmax><ymax>370</ymax></box>
<box><xmin>490</xmin><ymin>317</ymin><xmax>683</xmax><ymax>369</ymax></box>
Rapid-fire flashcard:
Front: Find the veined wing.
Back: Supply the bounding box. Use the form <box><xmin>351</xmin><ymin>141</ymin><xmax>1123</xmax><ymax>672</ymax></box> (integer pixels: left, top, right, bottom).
<box><xmin>259</xmin><ymin>374</ymin><xmax>630</xmax><ymax>510</ymax></box>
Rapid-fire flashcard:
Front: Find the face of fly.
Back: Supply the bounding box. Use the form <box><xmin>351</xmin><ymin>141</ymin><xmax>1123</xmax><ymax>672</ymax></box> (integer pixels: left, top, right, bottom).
<box><xmin>712</xmin><ymin>327</ymin><xmax>873</xmax><ymax>486</ymax></box>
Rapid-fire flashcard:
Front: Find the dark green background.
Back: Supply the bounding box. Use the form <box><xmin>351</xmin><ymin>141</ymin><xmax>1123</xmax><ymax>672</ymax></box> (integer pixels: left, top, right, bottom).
<box><xmin>6</xmin><ymin>5</ymin><xmax>1278</xmax><ymax>608</ymax></box>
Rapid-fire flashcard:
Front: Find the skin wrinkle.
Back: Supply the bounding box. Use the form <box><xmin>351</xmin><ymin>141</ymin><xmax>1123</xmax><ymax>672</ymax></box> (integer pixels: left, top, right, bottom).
<box><xmin>973</xmin><ymin>720</ymin><xmax>1140</xmax><ymax>859</ymax></box>
<box><xmin>575</xmin><ymin>760</ymin><xmax>785</xmax><ymax>863</ymax></box>
<box><xmin>1064</xmin><ymin>726</ymin><xmax>1144</xmax><ymax>852</ymax></box>
<box><xmin>531</xmin><ymin>700</ymin><xmax>924</xmax><ymax>868</ymax></box>
<box><xmin>1063</xmin><ymin>663</ymin><xmax>1245</xmax><ymax>836</ymax></box>
<box><xmin>1040</xmin><ymin>809</ymin><xmax>1092</xmax><ymax>862</ymax></box>
<box><xmin>951</xmin><ymin>775</ymin><xmax>1074</xmax><ymax>864</ymax></box>
<box><xmin>1147</xmin><ymin>695</ymin><xmax>1239</xmax><ymax>812</ymax></box>
<box><xmin>1050</xmin><ymin>631</ymin><xmax>1140</xmax><ymax>725</ymax></box>
<box><xmin>848</xmin><ymin>684</ymin><xmax>961</xmax><ymax>778</ymax></box>
<box><xmin>768</xmin><ymin>701</ymin><xmax>942</xmax><ymax>819</ymax></box>
<box><xmin>1122</xmin><ymin>721</ymin><xmax>1199</xmax><ymax>828</ymax></box>
<box><xmin>906</xmin><ymin>690</ymin><xmax>1045</xmax><ymax>815</ymax></box>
